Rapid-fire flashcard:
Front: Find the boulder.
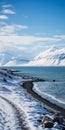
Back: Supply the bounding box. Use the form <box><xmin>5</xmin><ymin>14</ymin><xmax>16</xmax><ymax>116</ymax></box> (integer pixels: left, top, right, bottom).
<box><xmin>43</xmin><ymin>121</ymin><xmax>54</xmax><ymax>128</ymax></box>
<box><xmin>41</xmin><ymin>112</ymin><xmax>64</xmax><ymax>129</ymax></box>
<box><xmin>53</xmin><ymin>112</ymin><xmax>63</xmax><ymax>125</ymax></box>
<box><xmin>53</xmin><ymin>115</ymin><xmax>63</xmax><ymax>124</ymax></box>
<box><xmin>42</xmin><ymin>114</ymin><xmax>53</xmax><ymax>124</ymax></box>
<box><xmin>42</xmin><ymin>114</ymin><xmax>54</xmax><ymax>128</ymax></box>
<box><xmin>63</xmin><ymin>126</ymin><xmax>65</xmax><ymax>130</ymax></box>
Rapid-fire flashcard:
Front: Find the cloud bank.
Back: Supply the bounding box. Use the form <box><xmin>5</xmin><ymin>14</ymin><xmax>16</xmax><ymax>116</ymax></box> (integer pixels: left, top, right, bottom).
<box><xmin>0</xmin><ymin>3</ymin><xmax>65</xmax><ymax>59</ymax></box>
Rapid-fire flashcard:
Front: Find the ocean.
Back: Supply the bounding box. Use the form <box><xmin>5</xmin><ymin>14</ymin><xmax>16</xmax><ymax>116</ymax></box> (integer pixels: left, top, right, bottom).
<box><xmin>9</xmin><ymin>66</ymin><xmax>65</xmax><ymax>108</ymax></box>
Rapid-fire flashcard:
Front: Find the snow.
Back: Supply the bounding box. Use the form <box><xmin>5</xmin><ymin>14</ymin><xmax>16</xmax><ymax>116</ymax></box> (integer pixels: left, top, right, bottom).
<box><xmin>0</xmin><ymin>69</ymin><xmax>51</xmax><ymax>130</ymax></box>
<box><xmin>0</xmin><ymin>48</ymin><xmax>29</xmax><ymax>66</ymax></box>
<box><xmin>26</xmin><ymin>47</ymin><xmax>65</xmax><ymax>66</ymax></box>
<box><xmin>0</xmin><ymin>47</ymin><xmax>65</xmax><ymax>66</ymax></box>
<box><xmin>0</xmin><ymin>98</ymin><xmax>19</xmax><ymax>130</ymax></box>
<box><xmin>0</xmin><ymin>69</ymin><xmax>64</xmax><ymax>129</ymax></box>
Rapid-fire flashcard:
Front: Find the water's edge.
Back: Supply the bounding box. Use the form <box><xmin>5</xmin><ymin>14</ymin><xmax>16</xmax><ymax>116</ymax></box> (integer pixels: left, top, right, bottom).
<box><xmin>22</xmin><ymin>81</ymin><xmax>65</xmax><ymax>116</ymax></box>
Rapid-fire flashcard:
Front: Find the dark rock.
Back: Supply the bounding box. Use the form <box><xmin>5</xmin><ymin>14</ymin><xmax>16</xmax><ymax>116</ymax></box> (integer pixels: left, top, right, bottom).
<box><xmin>42</xmin><ymin>115</ymin><xmax>54</xmax><ymax>128</ymax></box>
<box><xmin>42</xmin><ymin>113</ymin><xmax>64</xmax><ymax>129</ymax></box>
<box><xmin>53</xmin><ymin>80</ymin><xmax>56</xmax><ymax>82</ymax></box>
<box><xmin>37</xmin><ymin>119</ymin><xmax>41</xmax><ymax>123</ymax></box>
<box><xmin>9</xmin><ymin>75</ymin><xmax>12</xmax><ymax>79</ymax></box>
<box><xmin>42</xmin><ymin>115</ymin><xmax>53</xmax><ymax>124</ymax></box>
<box><xmin>53</xmin><ymin>116</ymin><xmax>63</xmax><ymax>124</ymax></box>
<box><xmin>53</xmin><ymin>112</ymin><xmax>63</xmax><ymax>124</ymax></box>
<box><xmin>63</xmin><ymin>127</ymin><xmax>65</xmax><ymax>130</ymax></box>
<box><xmin>3</xmin><ymin>78</ymin><xmax>7</xmax><ymax>82</ymax></box>
<box><xmin>4</xmin><ymin>73</ymin><xmax>7</xmax><ymax>76</ymax></box>
<box><xmin>43</xmin><ymin>121</ymin><xmax>54</xmax><ymax>128</ymax></box>
<box><xmin>54</xmin><ymin>111</ymin><xmax>61</xmax><ymax>116</ymax></box>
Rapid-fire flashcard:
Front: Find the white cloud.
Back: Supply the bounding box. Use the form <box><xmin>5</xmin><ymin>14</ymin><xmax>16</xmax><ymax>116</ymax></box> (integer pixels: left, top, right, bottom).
<box><xmin>54</xmin><ymin>35</ymin><xmax>65</xmax><ymax>40</ymax></box>
<box><xmin>2</xmin><ymin>9</ymin><xmax>16</xmax><ymax>14</ymax></box>
<box><xmin>0</xmin><ymin>36</ymin><xmax>34</xmax><ymax>44</ymax></box>
<box><xmin>13</xmin><ymin>25</ymin><xmax>28</xmax><ymax>30</ymax></box>
<box><xmin>0</xmin><ymin>15</ymin><xmax>8</xmax><ymax>19</ymax></box>
<box><xmin>0</xmin><ymin>24</ymin><xmax>28</xmax><ymax>35</ymax></box>
<box><xmin>0</xmin><ymin>35</ymin><xmax>65</xmax><ymax>46</ymax></box>
<box><xmin>0</xmin><ymin>34</ymin><xmax>65</xmax><ymax>59</ymax></box>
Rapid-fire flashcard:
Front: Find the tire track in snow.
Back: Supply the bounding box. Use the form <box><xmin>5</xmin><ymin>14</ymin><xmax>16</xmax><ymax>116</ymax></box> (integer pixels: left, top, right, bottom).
<box><xmin>0</xmin><ymin>96</ymin><xmax>30</xmax><ymax>130</ymax></box>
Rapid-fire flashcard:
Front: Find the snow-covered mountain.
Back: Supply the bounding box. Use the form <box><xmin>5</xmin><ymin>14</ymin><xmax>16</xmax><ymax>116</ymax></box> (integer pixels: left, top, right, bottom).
<box><xmin>26</xmin><ymin>47</ymin><xmax>65</xmax><ymax>66</ymax></box>
<box><xmin>5</xmin><ymin>57</ymin><xmax>29</xmax><ymax>66</ymax></box>
<box><xmin>0</xmin><ymin>48</ymin><xmax>29</xmax><ymax>66</ymax></box>
<box><xmin>0</xmin><ymin>47</ymin><xmax>65</xmax><ymax>66</ymax></box>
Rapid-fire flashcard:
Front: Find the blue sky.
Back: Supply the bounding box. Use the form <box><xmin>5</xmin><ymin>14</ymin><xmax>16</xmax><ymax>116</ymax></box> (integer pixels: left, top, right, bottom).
<box><xmin>0</xmin><ymin>0</ymin><xmax>65</xmax><ymax>58</ymax></box>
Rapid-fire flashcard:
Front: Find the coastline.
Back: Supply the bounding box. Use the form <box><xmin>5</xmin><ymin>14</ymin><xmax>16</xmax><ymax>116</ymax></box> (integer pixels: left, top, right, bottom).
<box><xmin>0</xmin><ymin>68</ymin><xmax>65</xmax><ymax>129</ymax></box>
<box><xmin>22</xmin><ymin>80</ymin><xmax>65</xmax><ymax>117</ymax></box>
<box><xmin>0</xmin><ymin>68</ymin><xmax>65</xmax><ymax>116</ymax></box>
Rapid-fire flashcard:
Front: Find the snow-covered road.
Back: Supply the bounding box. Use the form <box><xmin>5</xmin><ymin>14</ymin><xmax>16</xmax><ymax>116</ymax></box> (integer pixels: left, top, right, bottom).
<box><xmin>0</xmin><ymin>96</ymin><xmax>21</xmax><ymax>130</ymax></box>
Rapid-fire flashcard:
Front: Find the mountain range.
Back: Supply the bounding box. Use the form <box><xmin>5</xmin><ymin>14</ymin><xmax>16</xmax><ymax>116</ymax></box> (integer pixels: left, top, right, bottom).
<box><xmin>0</xmin><ymin>47</ymin><xmax>65</xmax><ymax>66</ymax></box>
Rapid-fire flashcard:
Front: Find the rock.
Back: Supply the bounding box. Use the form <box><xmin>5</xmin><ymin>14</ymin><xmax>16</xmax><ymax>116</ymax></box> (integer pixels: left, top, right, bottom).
<box><xmin>52</xmin><ymin>112</ymin><xmax>63</xmax><ymax>125</ymax></box>
<box><xmin>42</xmin><ymin>114</ymin><xmax>53</xmax><ymax>124</ymax></box>
<box><xmin>63</xmin><ymin>120</ymin><xmax>65</xmax><ymax>130</ymax></box>
<box><xmin>53</xmin><ymin>80</ymin><xmax>56</xmax><ymax>82</ymax></box>
<box><xmin>53</xmin><ymin>115</ymin><xmax>63</xmax><ymax>124</ymax></box>
<box><xmin>54</xmin><ymin>111</ymin><xmax>61</xmax><ymax>116</ymax></box>
<box><xmin>63</xmin><ymin>122</ymin><xmax>65</xmax><ymax>129</ymax></box>
<box><xmin>41</xmin><ymin>113</ymin><xmax>64</xmax><ymax>129</ymax></box>
<box><xmin>42</xmin><ymin>114</ymin><xmax>54</xmax><ymax>128</ymax></box>
<box><xmin>8</xmin><ymin>75</ymin><xmax>12</xmax><ymax>79</ymax></box>
<box><xmin>3</xmin><ymin>78</ymin><xmax>7</xmax><ymax>82</ymax></box>
<box><xmin>37</xmin><ymin>119</ymin><xmax>41</xmax><ymax>123</ymax></box>
<box><xmin>43</xmin><ymin>121</ymin><xmax>54</xmax><ymax>128</ymax></box>
<box><xmin>63</xmin><ymin>126</ymin><xmax>65</xmax><ymax>130</ymax></box>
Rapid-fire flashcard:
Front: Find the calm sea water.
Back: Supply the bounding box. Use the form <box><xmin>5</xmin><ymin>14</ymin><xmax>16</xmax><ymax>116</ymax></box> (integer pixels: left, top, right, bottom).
<box><xmin>8</xmin><ymin>66</ymin><xmax>65</xmax><ymax>107</ymax></box>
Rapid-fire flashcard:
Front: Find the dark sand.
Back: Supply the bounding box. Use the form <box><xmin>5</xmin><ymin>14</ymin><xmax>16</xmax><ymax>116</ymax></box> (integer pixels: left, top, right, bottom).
<box><xmin>22</xmin><ymin>81</ymin><xmax>65</xmax><ymax>117</ymax></box>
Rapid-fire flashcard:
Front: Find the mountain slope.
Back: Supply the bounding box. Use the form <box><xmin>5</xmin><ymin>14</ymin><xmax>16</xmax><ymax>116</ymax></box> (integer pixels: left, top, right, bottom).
<box><xmin>26</xmin><ymin>47</ymin><xmax>65</xmax><ymax>66</ymax></box>
<box><xmin>5</xmin><ymin>57</ymin><xmax>29</xmax><ymax>66</ymax></box>
<box><xmin>0</xmin><ymin>48</ymin><xmax>29</xmax><ymax>66</ymax></box>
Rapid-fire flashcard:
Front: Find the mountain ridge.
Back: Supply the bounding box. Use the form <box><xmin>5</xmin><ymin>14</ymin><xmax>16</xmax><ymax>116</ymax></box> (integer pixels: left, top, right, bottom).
<box><xmin>26</xmin><ymin>47</ymin><xmax>65</xmax><ymax>66</ymax></box>
<box><xmin>0</xmin><ymin>47</ymin><xmax>65</xmax><ymax>66</ymax></box>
